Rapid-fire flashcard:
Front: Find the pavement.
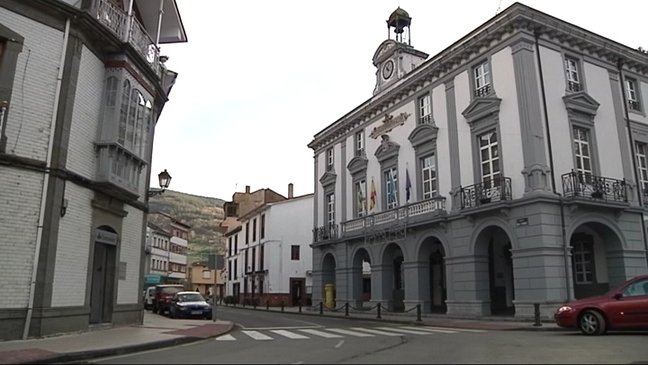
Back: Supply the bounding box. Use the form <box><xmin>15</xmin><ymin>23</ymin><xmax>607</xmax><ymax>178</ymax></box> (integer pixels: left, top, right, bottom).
<box><xmin>90</xmin><ymin>306</ymin><xmax>648</xmax><ymax>364</ymax></box>
<box><xmin>0</xmin><ymin>312</ymin><xmax>233</xmax><ymax>365</ymax></box>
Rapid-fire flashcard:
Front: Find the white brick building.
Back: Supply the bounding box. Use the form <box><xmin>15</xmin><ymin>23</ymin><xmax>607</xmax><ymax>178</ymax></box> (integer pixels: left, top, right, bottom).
<box><xmin>0</xmin><ymin>0</ymin><xmax>187</xmax><ymax>340</ymax></box>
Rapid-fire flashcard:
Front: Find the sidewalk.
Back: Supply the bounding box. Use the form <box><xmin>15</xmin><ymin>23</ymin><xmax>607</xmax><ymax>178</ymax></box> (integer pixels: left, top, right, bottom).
<box><xmin>0</xmin><ymin>312</ymin><xmax>234</xmax><ymax>365</ymax></box>
<box><xmin>221</xmin><ymin>303</ymin><xmax>566</xmax><ymax>332</ymax></box>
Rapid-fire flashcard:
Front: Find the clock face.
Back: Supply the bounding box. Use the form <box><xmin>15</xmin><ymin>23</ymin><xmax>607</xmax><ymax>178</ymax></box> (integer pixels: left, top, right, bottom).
<box><xmin>382</xmin><ymin>60</ymin><xmax>394</xmax><ymax>80</ymax></box>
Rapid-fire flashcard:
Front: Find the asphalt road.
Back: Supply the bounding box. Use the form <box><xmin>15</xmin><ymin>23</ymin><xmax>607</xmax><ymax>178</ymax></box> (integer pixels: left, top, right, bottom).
<box><xmin>90</xmin><ymin>307</ymin><xmax>648</xmax><ymax>364</ymax></box>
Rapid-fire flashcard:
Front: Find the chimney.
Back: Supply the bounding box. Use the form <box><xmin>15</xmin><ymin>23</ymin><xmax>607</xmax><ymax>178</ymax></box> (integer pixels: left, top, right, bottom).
<box><xmin>245</xmin><ymin>185</ymin><xmax>250</xmax><ymax>193</ymax></box>
<box><xmin>288</xmin><ymin>183</ymin><xmax>294</xmax><ymax>199</ymax></box>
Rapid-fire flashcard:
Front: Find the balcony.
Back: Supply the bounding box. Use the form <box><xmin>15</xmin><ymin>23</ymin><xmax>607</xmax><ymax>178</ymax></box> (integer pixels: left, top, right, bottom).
<box><xmin>313</xmin><ymin>224</ymin><xmax>339</xmax><ymax>245</ymax></box>
<box><xmin>460</xmin><ymin>177</ymin><xmax>512</xmax><ymax>209</ymax></box>
<box><xmin>562</xmin><ymin>170</ymin><xmax>627</xmax><ymax>203</ymax></box>
<box><xmin>629</xmin><ymin>100</ymin><xmax>641</xmax><ymax>112</ymax></box>
<box><xmin>341</xmin><ymin>196</ymin><xmax>446</xmax><ymax>237</ymax></box>
<box><xmin>95</xmin><ymin>142</ymin><xmax>145</xmax><ymax>200</ymax></box>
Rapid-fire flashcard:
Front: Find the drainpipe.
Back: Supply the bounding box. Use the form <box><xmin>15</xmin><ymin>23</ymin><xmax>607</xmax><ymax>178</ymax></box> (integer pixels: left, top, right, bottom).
<box><xmin>617</xmin><ymin>59</ymin><xmax>648</xmax><ymax>269</ymax></box>
<box><xmin>124</xmin><ymin>0</ymin><xmax>135</xmax><ymax>43</ymax></box>
<box><xmin>23</xmin><ymin>18</ymin><xmax>71</xmax><ymax>340</ymax></box>
<box><xmin>155</xmin><ymin>0</ymin><xmax>164</xmax><ymax>47</ymax></box>
<box><xmin>534</xmin><ymin>30</ymin><xmax>572</xmax><ymax>302</ymax></box>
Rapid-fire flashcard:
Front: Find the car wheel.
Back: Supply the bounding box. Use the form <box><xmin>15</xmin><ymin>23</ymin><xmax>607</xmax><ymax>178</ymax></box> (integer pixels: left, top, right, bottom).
<box><xmin>170</xmin><ymin>309</ymin><xmax>176</xmax><ymax>319</ymax></box>
<box><xmin>578</xmin><ymin>310</ymin><xmax>606</xmax><ymax>335</ymax></box>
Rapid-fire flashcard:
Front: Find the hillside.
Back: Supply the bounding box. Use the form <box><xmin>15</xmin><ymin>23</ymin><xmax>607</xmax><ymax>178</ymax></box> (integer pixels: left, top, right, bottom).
<box><xmin>148</xmin><ymin>189</ymin><xmax>227</xmax><ymax>262</ymax></box>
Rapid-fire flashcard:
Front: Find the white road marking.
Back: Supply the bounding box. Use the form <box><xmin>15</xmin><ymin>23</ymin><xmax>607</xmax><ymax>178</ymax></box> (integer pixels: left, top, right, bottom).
<box><xmin>424</xmin><ymin>326</ymin><xmax>487</xmax><ymax>333</ymax></box>
<box><xmin>401</xmin><ymin>326</ymin><xmax>457</xmax><ymax>334</ymax></box>
<box><xmin>334</xmin><ymin>340</ymin><xmax>345</xmax><ymax>348</ymax></box>
<box><xmin>243</xmin><ymin>325</ymin><xmax>322</xmax><ymax>331</ymax></box>
<box><xmin>215</xmin><ymin>334</ymin><xmax>237</xmax><ymax>341</ymax></box>
<box><xmin>376</xmin><ymin>327</ymin><xmax>434</xmax><ymax>335</ymax></box>
<box><xmin>241</xmin><ymin>330</ymin><xmax>274</xmax><ymax>340</ymax></box>
<box><xmin>299</xmin><ymin>329</ymin><xmax>344</xmax><ymax>338</ymax></box>
<box><xmin>271</xmin><ymin>330</ymin><xmax>310</xmax><ymax>339</ymax></box>
<box><xmin>326</xmin><ymin>328</ymin><xmax>375</xmax><ymax>337</ymax></box>
<box><xmin>293</xmin><ymin>361</ymin><xmax>305</xmax><ymax>364</ymax></box>
<box><xmin>349</xmin><ymin>327</ymin><xmax>404</xmax><ymax>336</ymax></box>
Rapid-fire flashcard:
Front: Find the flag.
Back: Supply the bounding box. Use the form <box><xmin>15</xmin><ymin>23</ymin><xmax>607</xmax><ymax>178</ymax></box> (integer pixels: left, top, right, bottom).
<box><xmin>369</xmin><ymin>178</ymin><xmax>377</xmax><ymax>211</ymax></box>
<box><xmin>405</xmin><ymin>168</ymin><xmax>412</xmax><ymax>202</ymax></box>
<box><xmin>357</xmin><ymin>182</ymin><xmax>366</xmax><ymax>215</ymax></box>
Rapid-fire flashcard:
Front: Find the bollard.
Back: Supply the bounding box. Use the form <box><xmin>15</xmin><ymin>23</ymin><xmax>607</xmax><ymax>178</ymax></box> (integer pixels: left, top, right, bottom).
<box><xmin>533</xmin><ymin>303</ymin><xmax>542</xmax><ymax>327</ymax></box>
<box><xmin>416</xmin><ymin>304</ymin><xmax>422</xmax><ymax>322</ymax></box>
<box><xmin>319</xmin><ymin>302</ymin><xmax>324</xmax><ymax>315</ymax></box>
<box><xmin>266</xmin><ymin>300</ymin><xmax>270</xmax><ymax>311</ymax></box>
<box><xmin>299</xmin><ymin>301</ymin><xmax>302</xmax><ymax>313</ymax></box>
<box><xmin>345</xmin><ymin>302</ymin><xmax>349</xmax><ymax>317</ymax></box>
<box><xmin>376</xmin><ymin>304</ymin><xmax>382</xmax><ymax>319</ymax></box>
<box><xmin>281</xmin><ymin>301</ymin><xmax>285</xmax><ymax>312</ymax></box>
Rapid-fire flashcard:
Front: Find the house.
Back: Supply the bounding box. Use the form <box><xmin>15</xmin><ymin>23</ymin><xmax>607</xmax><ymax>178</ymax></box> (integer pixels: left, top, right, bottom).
<box><xmin>226</xmin><ymin>184</ymin><xmax>314</xmax><ymax>306</ymax></box>
<box><xmin>148</xmin><ymin>212</ymin><xmax>190</xmax><ymax>285</ymax></box>
<box><xmin>0</xmin><ymin>0</ymin><xmax>187</xmax><ymax>340</ymax></box>
<box><xmin>187</xmin><ymin>261</ymin><xmax>225</xmax><ymax>298</ymax></box>
<box><xmin>143</xmin><ymin>222</ymin><xmax>173</xmax><ymax>287</ymax></box>
<box><xmin>307</xmin><ymin>4</ymin><xmax>648</xmax><ymax>320</ymax></box>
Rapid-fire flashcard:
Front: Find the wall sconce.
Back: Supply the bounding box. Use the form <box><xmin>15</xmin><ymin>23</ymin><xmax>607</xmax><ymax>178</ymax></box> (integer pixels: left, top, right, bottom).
<box><xmin>60</xmin><ymin>199</ymin><xmax>68</xmax><ymax>218</ymax></box>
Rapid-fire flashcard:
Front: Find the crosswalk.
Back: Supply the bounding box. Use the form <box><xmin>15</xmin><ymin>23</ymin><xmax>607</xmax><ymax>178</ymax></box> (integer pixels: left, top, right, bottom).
<box><xmin>215</xmin><ymin>326</ymin><xmax>486</xmax><ymax>342</ymax></box>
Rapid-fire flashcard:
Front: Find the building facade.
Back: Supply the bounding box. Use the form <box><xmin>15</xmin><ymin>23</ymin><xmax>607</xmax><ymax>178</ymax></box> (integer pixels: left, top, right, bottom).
<box><xmin>0</xmin><ymin>0</ymin><xmax>186</xmax><ymax>340</ymax></box>
<box><xmin>308</xmin><ymin>4</ymin><xmax>648</xmax><ymax>320</ymax></box>
<box><xmin>187</xmin><ymin>261</ymin><xmax>224</xmax><ymax>298</ymax></box>
<box><xmin>226</xmin><ymin>185</ymin><xmax>314</xmax><ymax>306</ymax></box>
<box><xmin>148</xmin><ymin>212</ymin><xmax>189</xmax><ymax>285</ymax></box>
<box><xmin>144</xmin><ymin>223</ymin><xmax>173</xmax><ymax>287</ymax></box>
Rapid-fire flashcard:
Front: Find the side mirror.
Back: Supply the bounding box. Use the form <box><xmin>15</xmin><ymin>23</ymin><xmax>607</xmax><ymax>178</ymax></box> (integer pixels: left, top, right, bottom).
<box><xmin>613</xmin><ymin>292</ymin><xmax>623</xmax><ymax>300</ymax></box>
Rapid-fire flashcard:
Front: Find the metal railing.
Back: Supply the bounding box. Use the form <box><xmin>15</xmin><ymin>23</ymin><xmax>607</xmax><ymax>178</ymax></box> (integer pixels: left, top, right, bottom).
<box><xmin>460</xmin><ymin>176</ymin><xmax>512</xmax><ymax>209</ymax></box>
<box><xmin>561</xmin><ymin>170</ymin><xmax>627</xmax><ymax>202</ymax></box>
<box><xmin>313</xmin><ymin>224</ymin><xmax>338</xmax><ymax>243</ymax></box>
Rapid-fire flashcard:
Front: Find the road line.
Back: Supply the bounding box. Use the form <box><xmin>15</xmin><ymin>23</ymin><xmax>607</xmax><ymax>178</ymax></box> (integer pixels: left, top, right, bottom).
<box><xmin>401</xmin><ymin>326</ymin><xmax>457</xmax><ymax>334</ymax></box>
<box><xmin>376</xmin><ymin>327</ymin><xmax>434</xmax><ymax>335</ymax></box>
<box><xmin>293</xmin><ymin>361</ymin><xmax>305</xmax><ymax>364</ymax></box>
<box><xmin>349</xmin><ymin>327</ymin><xmax>404</xmax><ymax>336</ymax></box>
<box><xmin>424</xmin><ymin>326</ymin><xmax>487</xmax><ymax>333</ymax></box>
<box><xmin>271</xmin><ymin>330</ymin><xmax>310</xmax><ymax>339</ymax></box>
<box><xmin>215</xmin><ymin>334</ymin><xmax>237</xmax><ymax>341</ymax></box>
<box><xmin>326</xmin><ymin>328</ymin><xmax>375</xmax><ymax>337</ymax></box>
<box><xmin>241</xmin><ymin>330</ymin><xmax>274</xmax><ymax>340</ymax></box>
<box><xmin>243</xmin><ymin>326</ymin><xmax>322</xmax><ymax>331</ymax></box>
<box><xmin>335</xmin><ymin>340</ymin><xmax>345</xmax><ymax>348</ymax></box>
<box><xmin>299</xmin><ymin>329</ymin><xmax>344</xmax><ymax>338</ymax></box>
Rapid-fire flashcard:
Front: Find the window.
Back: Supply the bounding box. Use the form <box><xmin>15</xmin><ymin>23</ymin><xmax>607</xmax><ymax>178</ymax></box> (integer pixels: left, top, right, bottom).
<box><xmin>228</xmin><ymin>237</ymin><xmax>232</xmax><ymax>257</ymax></box>
<box><xmin>225</xmin><ymin>203</ymin><xmax>238</xmax><ymax>217</ymax></box>
<box><xmin>291</xmin><ymin>245</ymin><xmax>300</xmax><ymax>260</ymax></box>
<box><xmin>202</xmin><ymin>270</ymin><xmax>211</xmax><ymax>279</ymax></box>
<box><xmin>479</xmin><ymin>130</ymin><xmax>500</xmax><ymax>189</ymax></box>
<box><xmin>244</xmin><ymin>249</ymin><xmax>249</xmax><ymax>273</ymax></box>
<box><xmin>228</xmin><ymin>260</ymin><xmax>232</xmax><ymax>280</ymax></box>
<box><xmin>473</xmin><ymin>62</ymin><xmax>491</xmax><ymax>97</ymax></box>
<box><xmin>418</xmin><ymin>94</ymin><xmax>432</xmax><ymax>124</ymax></box>
<box><xmin>234</xmin><ymin>234</ymin><xmax>238</xmax><ymax>252</ymax></box>
<box><xmin>565</xmin><ymin>57</ymin><xmax>582</xmax><ymax>92</ymax></box>
<box><xmin>572</xmin><ymin>240</ymin><xmax>594</xmax><ymax>284</ymax></box>
<box><xmin>354</xmin><ymin>179</ymin><xmax>367</xmax><ymax>217</ymax></box>
<box><xmin>355</xmin><ymin>131</ymin><xmax>365</xmax><ymax>156</ymax></box>
<box><xmin>621</xmin><ymin>279</ymin><xmax>648</xmax><ymax>297</ymax></box>
<box><xmin>259</xmin><ymin>245</ymin><xmax>264</xmax><ymax>271</ymax></box>
<box><xmin>252</xmin><ymin>218</ymin><xmax>257</xmax><ymax>242</ymax></box>
<box><xmin>326</xmin><ymin>147</ymin><xmax>334</xmax><ymax>171</ymax></box>
<box><xmin>252</xmin><ymin>247</ymin><xmax>256</xmax><ymax>272</ymax></box>
<box><xmin>326</xmin><ymin>193</ymin><xmax>335</xmax><ymax>228</ymax></box>
<box><xmin>626</xmin><ymin>78</ymin><xmax>641</xmax><ymax>111</ymax></box>
<box><xmin>636</xmin><ymin>142</ymin><xmax>648</xmax><ymax>194</ymax></box>
<box><xmin>420</xmin><ymin>155</ymin><xmax>437</xmax><ymax>199</ymax></box>
<box><xmin>233</xmin><ymin>259</ymin><xmax>238</xmax><ymax>279</ymax></box>
<box><xmin>260</xmin><ymin>214</ymin><xmax>265</xmax><ymax>239</ymax></box>
<box><xmin>245</xmin><ymin>222</ymin><xmax>250</xmax><ymax>244</ymax></box>
<box><xmin>384</xmin><ymin>167</ymin><xmax>399</xmax><ymax>209</ymax></box>
<box><xmin>0</xmin><ymin>30</ymin><xmax>25</xmax><ymax>153</ymax></box>
<box><xmin>573</xmin><ymin>127</ymin><xmax>592</xmax><ymax>179</ymax></box>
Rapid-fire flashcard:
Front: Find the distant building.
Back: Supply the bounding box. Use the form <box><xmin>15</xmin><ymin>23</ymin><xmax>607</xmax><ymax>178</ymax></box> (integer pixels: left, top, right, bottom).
<box><xmin>143</xmin><ymin>222</ymin><xmax>173</xmax><ymax>287</ymax></box>
<box><xmin>219</xmin><ymin>185</ymin><xmax>286</xmax><ymax>235</ymax></box>
<box><xmin>187</xmin><ymin>261</ymin><xmax>225</xmax><ymax>298</ymax></box>
<box><xmin>147</xmin><ymin>213</ymin><xmax>190</xmax><ymax>285</ymax></box>
<box><xmin>226</xmin><ymin>184</ymin><xmax>314</xmax><ymax>307</ymax></box>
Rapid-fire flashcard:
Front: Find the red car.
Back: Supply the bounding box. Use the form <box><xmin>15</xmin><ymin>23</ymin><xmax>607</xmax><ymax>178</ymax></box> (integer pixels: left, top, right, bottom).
<box><xmin>554</xmin><ymin>274</ymin><xmax>648</xmax><ymax>335</ymax></box>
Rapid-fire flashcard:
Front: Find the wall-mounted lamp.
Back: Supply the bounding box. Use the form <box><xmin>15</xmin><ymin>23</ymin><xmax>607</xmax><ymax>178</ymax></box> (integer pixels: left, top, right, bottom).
<box><xmin>148</xmin><ymin>169</ymin><xmax>172</xmax><ymax>198</ymax></box>
<box><xmin>60</xmin><ymin>198</ymin><xmax>68</xmax><ymax>218</ymax></box>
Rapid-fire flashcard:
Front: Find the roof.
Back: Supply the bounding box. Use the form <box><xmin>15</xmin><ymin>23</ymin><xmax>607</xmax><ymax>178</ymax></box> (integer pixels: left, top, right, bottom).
<box><xmin>147</xmin><ymin>222</ymin><xmax>172</xmax><ymax>237</ymax></box>
<box><xmin>237</xmin><ymin>193</ymin><xmax>314</xmax><ymax>222</ymax></box>
<box><xmin>152</xmin><ymin>211</ymin><xmax>192</xmax><ymax>229</ymax></box>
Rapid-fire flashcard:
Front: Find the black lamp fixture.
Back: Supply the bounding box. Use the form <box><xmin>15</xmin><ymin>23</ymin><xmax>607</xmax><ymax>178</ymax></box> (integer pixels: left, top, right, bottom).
<box><xmin>148</xmin><ymin>169</ymin><xmax>172</xmax><ymax>197</ymax></box>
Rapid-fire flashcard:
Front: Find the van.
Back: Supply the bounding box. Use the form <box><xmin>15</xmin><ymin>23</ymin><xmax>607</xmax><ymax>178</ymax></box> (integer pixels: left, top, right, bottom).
<box><xmin>144</xmin><ymin>287</ymin><xmax>156</xmax><ymax>310</ymax></box>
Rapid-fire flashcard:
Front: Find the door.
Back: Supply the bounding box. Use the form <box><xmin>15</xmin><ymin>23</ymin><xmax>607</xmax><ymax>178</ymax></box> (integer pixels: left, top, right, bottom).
<box><xmin>290</xmin><ymin>278</ymin><xmax>305</xmax><ymax>306</ymax></box>
<box><xmin>607</xmin><ymin>278</ymin><xmax>648</xmax><ymax>328</ymax></box>
<box><xmin>90</xmin><ymin>243</ymin><xmax>108</xmax><ymax>324</ymax></box>
<box><xmin>430</xmin><ymin>252</ymin><xmax>447</xmax><ymax>312</ymax></box>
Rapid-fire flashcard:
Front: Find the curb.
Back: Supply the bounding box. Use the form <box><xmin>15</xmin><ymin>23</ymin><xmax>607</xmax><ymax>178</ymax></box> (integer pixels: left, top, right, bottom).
<box><xmin>16</xmin><ymin>322</ymin><xmax>235</xmax><ymax>365</ymax></box>
<box><xmin>219</xmin><ymin>305</ymin><xmax>564</xmax><ymax>332</ymax></box>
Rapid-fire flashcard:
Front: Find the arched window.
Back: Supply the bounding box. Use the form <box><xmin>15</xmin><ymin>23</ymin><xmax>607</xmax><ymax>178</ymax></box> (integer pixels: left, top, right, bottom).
<box><xmin>143</xmin><ymin>100</ymin><xmax>153</xmax><ymax>157</ymax></box>
<box><xmin>118</xmin><ymin>79</ymin><xmax>131</xmax><ymax>146</ymax></box>
<box><xmin>134</xmin><ymin>92</ymin><xmax>145</xmax><ymax>156</ymax></box>
<box><xmin>127</xmin><ymin>89</ymin><xmax>140</xmax><ymax>150</ymax></box>
<box><xmin>102</xmin><ymin>76</ymin><xmax>118</xmax><ymax>130</ymax></box>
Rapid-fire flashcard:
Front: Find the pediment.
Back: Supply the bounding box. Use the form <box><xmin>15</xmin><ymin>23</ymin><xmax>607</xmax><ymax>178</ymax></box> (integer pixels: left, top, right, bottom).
<box><xmin>347</xmin><ymin>156</ymin><xmax>368</xmax><ymax>176</ymax></box>
<box><xmin>462</xmin><ymin>97</ymin><xmax>501</xmax><ymax>124</ymax></box>
<box><xmin>374</xmin><ymin>138</ymin><xmax>400</xmax><ymax>163</ymax></box>
<box><xmin>319</xmin><ymin>171</ymin><xmax>337</xmax><ymax>188</ymax></box>
<box><xmin>408</xmin><ymin>123</ymin><xmax>439</xmax><ymax>149</ymax></box>
<box><xmin>373</xmin><ymin>40</ymin><xmax>398</xmax><ymax>66</ymax></box>
<box><xmin>563</xmin><ymin>91</ymin><xmax>600</xmax><ymax>117</ymax></box>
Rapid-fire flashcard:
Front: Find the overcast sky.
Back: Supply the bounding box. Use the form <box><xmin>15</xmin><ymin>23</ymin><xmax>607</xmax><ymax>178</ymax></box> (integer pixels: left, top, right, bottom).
<box><xmin>150</xmin><ymin>0</ymin><xmax>647</xmax><ymax>200</ymax></box>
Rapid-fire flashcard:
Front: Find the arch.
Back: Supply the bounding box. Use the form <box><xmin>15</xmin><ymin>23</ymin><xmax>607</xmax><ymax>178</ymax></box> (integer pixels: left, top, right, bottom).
<box><xmin>468</xmin><ymin>216</ymin><xmax>518</xmax><ymax>256</ymax></box>
<box><xmin>319</xmin><ymin>250</ymin><xmax>338</xmax><ymax>268</ymax></box>
<box><xmin>566</xmin><ymin>213</ymin><xmax>627</xmax><ymax>250</ymax></box>
<box><xmin>350</xmin><ymin>245</ymin><xmax>375</xmax><ymax>267</ymax></box>
<box><xmin>413</xmin><ymin>229</ymin><xmax>451</xmax><ymax>260</ymax></box>
<box><xmin>378</xmin><ymin>241</ymin><xmax>406</xmax><ymax>264</ymax></box>
<box><xmin>96</xmin><ymin>225</ymin><xmax>117</xmax><ymax>234</ymax></box>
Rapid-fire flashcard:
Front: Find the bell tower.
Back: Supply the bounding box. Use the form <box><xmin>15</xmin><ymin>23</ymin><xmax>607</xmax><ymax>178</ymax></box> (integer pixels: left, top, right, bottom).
<box><xmin>372</xmin><ymin>7</ymin><xmax>429</xmax><ymax>96</ymax></box>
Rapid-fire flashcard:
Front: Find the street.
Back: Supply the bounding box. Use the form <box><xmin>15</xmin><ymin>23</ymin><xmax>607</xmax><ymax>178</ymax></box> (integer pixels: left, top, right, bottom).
<box><xmin>88</xmin><ymin>306</ymin><xmax>648</xmax><ymax>364</ymax></box>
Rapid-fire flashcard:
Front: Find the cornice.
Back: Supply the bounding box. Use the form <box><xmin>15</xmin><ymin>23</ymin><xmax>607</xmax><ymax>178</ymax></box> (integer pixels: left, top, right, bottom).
<box><xmin>308</xmin><ymin>4</ymin><xmax>648</xmax><ymax>153</ymax></box>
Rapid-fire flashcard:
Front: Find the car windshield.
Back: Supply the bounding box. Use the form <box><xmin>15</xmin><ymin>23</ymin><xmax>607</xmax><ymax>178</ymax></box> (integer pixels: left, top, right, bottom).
<box><xmin>177</xmin><ymin>293</ymin><xmax>204</xmax><ymax>302</ymax></box>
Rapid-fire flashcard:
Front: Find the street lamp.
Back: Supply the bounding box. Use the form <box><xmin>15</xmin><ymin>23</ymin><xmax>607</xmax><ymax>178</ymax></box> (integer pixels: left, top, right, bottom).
<box><xmin>148</xmin><ymin>169</ymin><xmax>172</xmax><ymax>197</ymax></box>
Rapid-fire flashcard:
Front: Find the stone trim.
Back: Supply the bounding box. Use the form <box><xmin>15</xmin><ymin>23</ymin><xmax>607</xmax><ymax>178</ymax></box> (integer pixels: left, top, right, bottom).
<box><xmin>374</xmin><ymin>136</ymin><xmax>400</xmax><ymax>164</ymax></box>
<box><xmin>319</xmin><ymin>171</ymin><xmax>337</xmax><ymax>189</ymax></box>
<box><xmin>347</xmin><ymin>156</ymin><xmax>368</xmax><ymax>176</ymax></box>
<box><xmin>563</xmin><ymin>92</ymin><xmax>602</xmax><ymax>176</ymax></box>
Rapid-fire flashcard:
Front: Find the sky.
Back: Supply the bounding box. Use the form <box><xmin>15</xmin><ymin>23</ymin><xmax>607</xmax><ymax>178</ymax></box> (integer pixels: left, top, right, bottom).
<box><xmin>149</xmin><ymin>0</ymin><xmax>647</xmax><ymax>201</ymax></box>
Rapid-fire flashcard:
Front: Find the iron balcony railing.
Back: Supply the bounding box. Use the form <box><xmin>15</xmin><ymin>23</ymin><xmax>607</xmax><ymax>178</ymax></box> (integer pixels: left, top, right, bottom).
<box><xmin>341</xmin><ymin>196</ymin><xmax>446</xmax><ymax>235</ymax></box>
<box><xmin>561</xmin><ymin>170</ymin><xmax>627</xmax><ymax>202</ymax></box>
<box><xmin>460</xmin><ymin>176</ymin><xmax>512</xmax><ymax>209</ymax></box>
<box><xmin>313</xmin><ymin>224</ymin><xmax>338</xmax><ymax>244</ymax></box>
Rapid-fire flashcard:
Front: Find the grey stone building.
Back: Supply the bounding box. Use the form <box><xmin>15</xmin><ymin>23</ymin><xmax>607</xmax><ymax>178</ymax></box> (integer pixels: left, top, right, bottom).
<box><xmin>307</xmin><ymin>3</ymin><xmax>648</xmax><ymax>320</ymax></box>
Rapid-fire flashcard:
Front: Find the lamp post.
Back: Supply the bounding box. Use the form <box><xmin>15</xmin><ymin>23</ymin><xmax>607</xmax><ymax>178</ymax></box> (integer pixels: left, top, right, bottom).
<box><xmin>148</xmin><ymin>169</ymin><xmax>172</xmax><ymax>197</ymax></box>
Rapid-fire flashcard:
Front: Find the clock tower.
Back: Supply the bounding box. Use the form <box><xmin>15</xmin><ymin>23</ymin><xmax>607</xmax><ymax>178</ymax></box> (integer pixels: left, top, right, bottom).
<box><xmin>373</xmin><ymin>7</ymin><xmax>429</xmax><ymax>95</ymax></box>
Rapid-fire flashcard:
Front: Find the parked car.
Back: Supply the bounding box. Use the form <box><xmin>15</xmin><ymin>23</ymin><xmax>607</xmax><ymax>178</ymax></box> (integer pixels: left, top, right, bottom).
<box><xmin>168</xmin><ymin>291</ymin><xmax>212</xmax><ymax>320</ymax></box>
<box><xmin>152</xmin><ymin>284</ymin><xmax>184</xmax><ymax>315</ymax></box>
<box><xmin>554</xmin><ymin>274</ymin><xmax>648</xmax><ymax>335</ymax></box>
<box><xmin>144</xmin><ymin>286</ymin><xmax>156</xmax><ymax>310</ymax></box>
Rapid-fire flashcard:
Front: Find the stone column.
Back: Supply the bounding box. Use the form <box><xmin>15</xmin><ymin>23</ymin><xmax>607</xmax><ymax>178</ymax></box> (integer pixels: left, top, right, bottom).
<box><xmin>311</xmin><ymin>270</ymin><xmax>323</xmax><ymax>305</ymax></box>
<box><xmin>403</xmin><ymin>260</ymin><xmax>430</xmax><ymax>312</ymax></box>
<box><xmin>444</xmin><ymin>255</ymin><xmax>490</xmax><ymax>316</ymax></box>
<box><xmin>334</xmin><ymin>267</ymin><xmax>350</xmax><ymax>305</ymax></box>
<box><xmin>369</xmin><ymin>264</ymin><xmax>391</xmax><ymax>310</ymax></box>
<box><xmin>347</xmin><ymin>266</ymin><xmax>365</xmax><ymax>310</ymax></box>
